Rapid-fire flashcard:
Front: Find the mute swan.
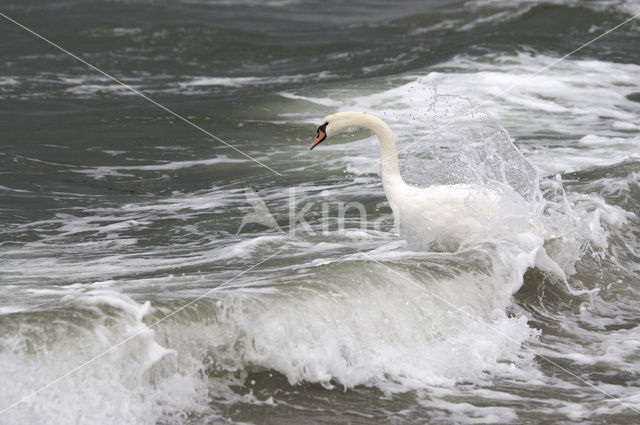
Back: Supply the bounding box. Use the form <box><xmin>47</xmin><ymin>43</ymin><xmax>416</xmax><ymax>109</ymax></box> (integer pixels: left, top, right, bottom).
<box><xmin>310</xmin><ymin>111</ymin><xmax>502</xmax><ymax>251</ymax></box>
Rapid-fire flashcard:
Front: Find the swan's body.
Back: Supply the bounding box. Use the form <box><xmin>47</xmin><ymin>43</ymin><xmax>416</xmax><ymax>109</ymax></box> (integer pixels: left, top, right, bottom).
<box><xmin>385</xmin><ymin>181</ymin><xmax>501</xmax><ymax>250</ymax></box>
<box><xmin>310</xmin><ymin>111</ymin><xmax>501</xmax><ymax>250</ymax></box>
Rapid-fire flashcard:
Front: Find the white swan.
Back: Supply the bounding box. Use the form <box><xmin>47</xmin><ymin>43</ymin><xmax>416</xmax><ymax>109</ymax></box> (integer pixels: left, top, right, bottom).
<box><xmin>310</xmin><ymin>111</ymin><xmax>502</xmax><ymax>251</ymax></box>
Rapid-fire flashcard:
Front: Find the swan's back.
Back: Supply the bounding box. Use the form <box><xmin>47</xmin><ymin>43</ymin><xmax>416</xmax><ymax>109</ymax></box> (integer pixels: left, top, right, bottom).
<box><xmin>389</xmin><ymin>184</ymin><xmax>501</xmax><ymax>251</ymax></box>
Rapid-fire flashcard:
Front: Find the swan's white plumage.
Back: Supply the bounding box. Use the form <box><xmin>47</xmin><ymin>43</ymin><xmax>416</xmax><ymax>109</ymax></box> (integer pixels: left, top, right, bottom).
<box><xmin>388</xmin><ymin>181</ymin><xmax>501</xmax><ymax>250</ymax></box>
<box><xmin>314</xmin><ymin>111</ymin><xmax>503</xmax><ymax>250</ymax></box>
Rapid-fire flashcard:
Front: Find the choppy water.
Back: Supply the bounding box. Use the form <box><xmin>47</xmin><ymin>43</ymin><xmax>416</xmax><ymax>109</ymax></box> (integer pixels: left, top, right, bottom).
<box><xmin>1</xmin><ymin>0</ymin><xmax>640</xmax><ymax>424</ymax></box>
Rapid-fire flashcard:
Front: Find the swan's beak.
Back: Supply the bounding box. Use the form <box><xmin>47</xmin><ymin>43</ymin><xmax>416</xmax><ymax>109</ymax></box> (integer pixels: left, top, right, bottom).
<box><xmin>310</xmin><ymin>123</ymin><xmax>328</xmax><ymax>150</ymax></box>
<box><xmin>310</xmin><ymin>130</ymin><xmax>326</xmax><ymax>150</ymax></box>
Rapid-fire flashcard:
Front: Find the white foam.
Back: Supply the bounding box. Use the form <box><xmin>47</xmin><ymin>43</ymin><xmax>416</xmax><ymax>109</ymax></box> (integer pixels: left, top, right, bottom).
<box><xmin>0</xmin><ymin>291</ymin><xmax>208</xmax><ymax>425</ymax></box>
<box><xmin>184</xmin><ymin>0</ymin><xmax>300</xmax><ymax>6</ymax></box>
<box><xmin>612</xmin><ymin>121</ymin><xmax>639</xmax><ymax>131</ymax></box>
<box><xmin>0</xmin><ymin>76</ymin><xmax>19</xmax><ymax>86</ymax></box>
<box><xmin>468</xmin><ymin>0</ymin><xmax>640</xmax><ymax>15</ymax></box>
<box><xmin>175</xmin><ymin>72</ymin><xmax>336</xmax><ymax>91</ymax></box>
<box><xmin>71</xmin><ymin>155</ymin><xmax>246</xmax><ymax>179</ymax></box>
<box><xmin>0</xmin><ymin>185</ymin><xmax>31</xmax><ymax>193</ymax></box>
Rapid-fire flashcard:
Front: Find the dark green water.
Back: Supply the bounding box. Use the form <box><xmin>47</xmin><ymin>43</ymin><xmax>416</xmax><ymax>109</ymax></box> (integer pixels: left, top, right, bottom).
<box><xmin>1</xmin><ymin>1</ymin><xmax>640</xmax><ymax>424</ymax></box>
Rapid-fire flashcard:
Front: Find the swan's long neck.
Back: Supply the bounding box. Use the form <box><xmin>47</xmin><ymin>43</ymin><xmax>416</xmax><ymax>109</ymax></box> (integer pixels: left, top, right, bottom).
<box><xmin>329</xmin><ymin>112</ymin><xmax>405</xmax><ymax>190</ymax></box>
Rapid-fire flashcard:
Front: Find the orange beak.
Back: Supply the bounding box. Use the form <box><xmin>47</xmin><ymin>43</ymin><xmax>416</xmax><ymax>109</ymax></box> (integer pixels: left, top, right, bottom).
<box><xmin>310</xmin><ymin>128</ymin><xmax>326</xmax><ymax>150</ymax></box>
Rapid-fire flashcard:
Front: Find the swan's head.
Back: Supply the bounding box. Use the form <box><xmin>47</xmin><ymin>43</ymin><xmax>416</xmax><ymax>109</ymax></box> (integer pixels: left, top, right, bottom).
<box><xmin>310</xmin><ymin>112</ymin><xmax>369</xmax><ymax>150</ymax></box>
